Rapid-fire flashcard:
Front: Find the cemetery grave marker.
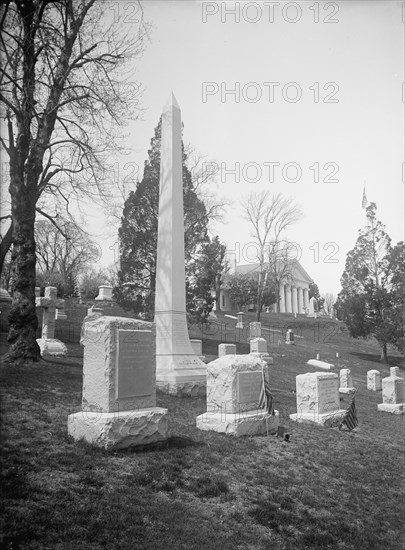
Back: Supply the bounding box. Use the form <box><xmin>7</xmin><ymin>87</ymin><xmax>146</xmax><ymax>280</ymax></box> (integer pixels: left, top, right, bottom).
<box><xmin>290</xmin><ymin>371</ymin><xmax>346</xmax><ymax>426</ymax></box>
<box><xmin>36</xmin><ymin>286</ymin><xmax>67</xmax><ymax>356</ymax></box>
<box><xmin>68</xmin><ymin>316</ymin><xmax>168</xmax><ymax>449</ymax></box>
<box><xmin>367</xmin><ymin>369</ymin><xmax>382</xmax><ymax>391</ymax></box>
<box><xmin>377</xmin><ymin>367</ymin><xmax>404</xmax><ymax>415</ymax></box>
<box><xmin>154</xmin><ymin>93</ymin><xmax>206</xmax><ymax>396</ymax></box>
<box><xmin>196</xmin><ymin>354</ymin><xmax>279</xmax><ymax>437</ymax></box>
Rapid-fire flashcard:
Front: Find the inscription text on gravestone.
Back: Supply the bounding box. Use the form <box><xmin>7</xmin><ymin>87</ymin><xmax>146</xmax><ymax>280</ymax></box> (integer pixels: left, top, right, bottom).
<box><xmin>237</xmin><ymin>371</ymin><xmax>262</xmax><ymax>405</ymax></box>
<box><xmin>318</xmin><ymin>377</ymin><xmax>339</xmax><ymax>414</ymax></box>
<box><xmin>116</xmin><ymin>329</ymin><xmax>153</xmax><ymax>399</ymax></box>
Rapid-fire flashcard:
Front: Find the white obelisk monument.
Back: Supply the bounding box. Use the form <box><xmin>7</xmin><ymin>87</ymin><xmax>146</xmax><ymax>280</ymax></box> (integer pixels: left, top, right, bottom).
<box><xmin>154</xmin><ymin>93</ymin><xmax>207</xmax><ymax>396</ymax></box>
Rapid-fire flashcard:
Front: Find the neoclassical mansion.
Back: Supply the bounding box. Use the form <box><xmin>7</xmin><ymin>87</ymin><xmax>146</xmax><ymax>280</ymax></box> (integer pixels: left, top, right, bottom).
<box><xmin>217</xmin><ymin>260</ymin><xmax>313</xmax><ymax>314</ymax></box>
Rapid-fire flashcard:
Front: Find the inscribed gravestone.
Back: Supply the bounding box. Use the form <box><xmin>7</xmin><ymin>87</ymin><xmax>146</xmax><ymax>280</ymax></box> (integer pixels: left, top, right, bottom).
<box><xmin>290</xmin><ymin>371</ymin><xmax>346</xmax><ymax>426</ymax></box>
<box><xmin>377</xmin><ymin>367</ymin><xmax>404</xmax><ymax>415</ymax></box>
<box><xmin>196</xmin><ymin>354</ymin><xmax>279</xmax><ymax>436</ymax></box>
<box><xmin>68</xmin><ymin>316</ymin><xmax>168</xmax><ymax>449</ymax></box>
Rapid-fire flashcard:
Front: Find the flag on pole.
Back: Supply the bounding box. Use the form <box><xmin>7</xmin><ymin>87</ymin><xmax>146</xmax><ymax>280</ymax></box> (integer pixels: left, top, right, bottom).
<box><xmin>362</xmin><ymin>185</ymin><xmax>368</xmax><ymax>209</ymax></box>
<box><xmin>259</xmin><ymin>366</ymin><xmax>274</xmax><ymax>415</ymax></box>
<box><xmin>339</xmin><ymin>391</ymin><xmax>358</xmax><ymax>431</ymax></box>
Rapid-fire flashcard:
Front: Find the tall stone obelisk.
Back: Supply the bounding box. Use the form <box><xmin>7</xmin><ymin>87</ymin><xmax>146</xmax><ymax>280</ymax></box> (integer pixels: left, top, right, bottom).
<box><xmin>154</xmin><ymin>93</ymin><xmax>206</xmax><ymax>396</ymax></box>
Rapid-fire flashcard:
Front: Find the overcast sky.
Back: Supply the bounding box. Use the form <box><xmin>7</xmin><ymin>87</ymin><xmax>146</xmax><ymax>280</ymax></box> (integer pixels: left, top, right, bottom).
<box><xmin>15</xmin><ymin>0</ymin><xmax>405</xmax><ymax>296</ymax></box>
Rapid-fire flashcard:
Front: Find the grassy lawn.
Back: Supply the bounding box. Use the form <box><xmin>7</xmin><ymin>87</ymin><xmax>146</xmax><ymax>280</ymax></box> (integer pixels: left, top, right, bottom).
<box><xmin>1</xmin><ymin>316</ymin><xmax>404</xmax><ymax>550</ymax></box>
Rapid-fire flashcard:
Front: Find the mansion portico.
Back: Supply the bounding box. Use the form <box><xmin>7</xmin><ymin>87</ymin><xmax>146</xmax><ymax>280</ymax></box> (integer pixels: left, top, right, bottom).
<box><xmin>218</xmin><ymin>260</ymin><xmax>312</xmax><ymax>314</ymax></box>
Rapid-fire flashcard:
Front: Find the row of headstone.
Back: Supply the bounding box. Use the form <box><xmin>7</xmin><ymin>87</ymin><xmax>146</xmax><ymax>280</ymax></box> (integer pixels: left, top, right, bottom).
<box><xmin>366</xmin><ymin>368</ymin><xmax>404</xmax><ymax>413</ymax></box>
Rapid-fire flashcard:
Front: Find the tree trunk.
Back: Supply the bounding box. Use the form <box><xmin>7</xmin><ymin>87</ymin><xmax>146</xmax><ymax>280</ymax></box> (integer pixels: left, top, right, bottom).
<box><xmin>380</xmin><ymin>342</ymin><xmax>388</xmax><ymax>363</ymax></box>
<box><xmin>7</xmin><ymin>172</ymin><xmax>40</xmax><ymax>362</ymax></box>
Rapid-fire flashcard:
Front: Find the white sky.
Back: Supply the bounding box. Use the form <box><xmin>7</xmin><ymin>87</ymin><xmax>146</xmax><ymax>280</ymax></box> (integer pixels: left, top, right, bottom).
<box><xmin>4</xmin><ymin>0</ymin><xmax>404</xmax><ymax>297</ymax></box>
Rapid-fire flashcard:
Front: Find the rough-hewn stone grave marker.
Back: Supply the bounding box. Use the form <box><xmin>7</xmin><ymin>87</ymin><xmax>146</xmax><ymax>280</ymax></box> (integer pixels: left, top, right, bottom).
<box><xmin>367</xmin><ymin>369</ymin><xmax>382</xmax><ymax>391</ymax></box>
<box><xmin>68</xmin><ymin>316</ymin><xmax>168</xmax><ymax>449</ymax></box>
<box><xmin>196</xmin><ymin>354</ymin><xmax>279</xmax><ymax>436</ymax></box>
<box><xmin>290</xmin><ymin>372</ymin><xmax>346</xmax><ymax>426</ymax></box>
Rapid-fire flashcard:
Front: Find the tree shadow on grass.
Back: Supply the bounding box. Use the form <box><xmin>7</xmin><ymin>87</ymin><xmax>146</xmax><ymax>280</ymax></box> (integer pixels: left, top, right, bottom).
<box><xmin>349</xmin><ymin>351</ymin><xmax>404</xmax><ymax>368</ymax></box>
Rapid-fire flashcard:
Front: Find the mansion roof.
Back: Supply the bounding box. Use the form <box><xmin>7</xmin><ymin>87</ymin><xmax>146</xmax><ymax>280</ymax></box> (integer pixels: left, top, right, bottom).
<box><xmin>225</xmin><ymin>260</ymin><xmax>313</xmax><ymax>286</ymax></box>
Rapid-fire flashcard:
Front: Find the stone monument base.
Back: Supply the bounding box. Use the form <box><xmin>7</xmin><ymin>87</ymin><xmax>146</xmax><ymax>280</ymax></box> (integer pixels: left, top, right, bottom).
<box><xmin>68</xmin><ymin>407</ymin><xmax>168</xmax><ymax>450</ymax></box>
<box><xmin>250</xmin><ymin>352</ymin><xmax>274</xmax><ymax>365</ymax></box>
<box><xmin>156</xmin><ymin>356</ymin><xmax>207</xmax><ymax>396</ymax></box>
<box><xmin>339</xmin><ymin>387</ymin><xmax>356</xmax><ymax>394</ymax></box>
<box><xmin>377</xmin><ymin>403</ymin><xmax>404</xmax><ymax>415</ymax></box>
<box><xmin>37</xmin><ymin>338</ymin><xmax>67</xmax><ymax>357</ymax></box>
<box><xmin>289</xmin><ymin>409</ymin><xmax>347</xmax><ymax>427</ymax></box>
<box><xmin>196</xmin><ymin>409</ymin><xmax>279</xmax><ymax>437</ymax></box>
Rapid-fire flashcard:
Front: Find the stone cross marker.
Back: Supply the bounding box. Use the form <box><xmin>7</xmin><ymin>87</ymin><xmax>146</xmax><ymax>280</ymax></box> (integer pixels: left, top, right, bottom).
<box><xmin>36</xmin><ymin>286</ymin><xmax>67</xmax><ymax>356</ymax></box>
<box><xmin>377</xmin><ymin>367</ymin><xmax>404</xmax><ymax>415</ymax></box>
<box><xmin>154</xmin><ymin>93</ymin><xmax>206</xmax><ymax>396</ymax></box>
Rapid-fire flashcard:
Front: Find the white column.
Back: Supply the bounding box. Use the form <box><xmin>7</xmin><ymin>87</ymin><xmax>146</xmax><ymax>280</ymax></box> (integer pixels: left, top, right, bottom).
<box><xmin>292</xmin><ymin>286</ymin><xmax>298</xmax><ymax>314</ymax></box>
<box><xmin>285</xmin><ymin>285</ymin><xmax>292</xmax><ymax>313</ymax></box>
<box><xmin>279</xmin><ymin>284</ymin><xmax>285</xmax><ymax>313</ymax></box>
<box><xmin>297</xmin><ymin>287</ymin><xmax>303</xmax><ymax>313</ymax></box>
<box><xmin>303</xmin><ymin>288</ymin><xmax>309</xmax><ymax>309</ymax></box>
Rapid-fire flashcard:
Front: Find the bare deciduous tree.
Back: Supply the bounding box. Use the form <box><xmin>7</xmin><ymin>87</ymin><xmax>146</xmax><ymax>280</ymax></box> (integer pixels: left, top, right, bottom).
<box><xmin>322</xmin><ymin>292</ymin><xmax>336</xmax><ymax>315</ymax></box>
<box><xmin>241</xmin><ymin>191</ymin><xmax>302</xmax><ymax>320</ymax></box>
<box><xmin>0</xmin><ymin>0</ymin><xmax>149</xmax><ymax>361</ymax></box>
<box><xmin>35</xmin><ymin>219</ymin><xmax>99</xmax><ymax>283</ymax></box>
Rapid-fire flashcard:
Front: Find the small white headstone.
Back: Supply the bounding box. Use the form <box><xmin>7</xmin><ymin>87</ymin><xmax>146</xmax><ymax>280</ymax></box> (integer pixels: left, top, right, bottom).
<box><xmin>95</xmin><ymin>285</ymin><xmax>113</xmax><ymax>301</ymax></box>
<box><xmin>367</xmin><ymin>369</ymin><xmax>381</xmax><ymax>391</ymax></box>
<box><xmin>196</xmin><ymin>354</ymin><xmax>279</xmax><ymax>436</ymax></box>
<box><xmin>68</xmin><ymin>316</ymin><xmax>168</xmax><ymax>448</ymax></box>
<box><xmin>290</xmin><ymin>371</ymin><xmax>346</xmax><ymax>426</ymax></box>
<box><xmin>285</xmin><ymin>329</ymin><xmax>295</xmax><ymax>345</ymax></box>
<box><xmin>218</xmin><ymin>343</ymin><xmax>236</xmax><ymax>357</ymax></box>
<box><xmin>250</xmin><ymin>337</ymin><xmax>267</xmax><ymax>354</ymax></box>
<box><xmin>235</xmin><ymin>311</ymin><xmax>245</xmax><ymax>329</ymax></box>
<box><xmin>377</xmin><ymin>367</ymin><xmax>404</xmax><ymax>415</ymax></box>
<box><xmin>339</xmin><ymin>368</ymin><xmax>355</xmax><ymax>394</ymax></box>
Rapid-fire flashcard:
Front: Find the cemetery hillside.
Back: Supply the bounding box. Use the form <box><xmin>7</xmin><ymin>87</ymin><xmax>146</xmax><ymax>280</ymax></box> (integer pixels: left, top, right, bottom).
<box><xmin>0</xmin><ymin>311</ymin><xmax>404</xmax><ymax>549</ymax></box>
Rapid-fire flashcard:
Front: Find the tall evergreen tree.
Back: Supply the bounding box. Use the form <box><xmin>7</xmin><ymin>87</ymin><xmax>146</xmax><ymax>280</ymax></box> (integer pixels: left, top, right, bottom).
<box><xmin>309</xmin><ymin>282</ymin><xmax>325</xmax><ymax>311</ymax></box>
<box><xmin>116</xmin><ymin>119</ymin><xmax>210</xmax><ymax>319</ymax></box>
<box><xmin>336</xmin><ymin>203</ymin><xmax>403</xmax><ymax>361</ymax></box>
